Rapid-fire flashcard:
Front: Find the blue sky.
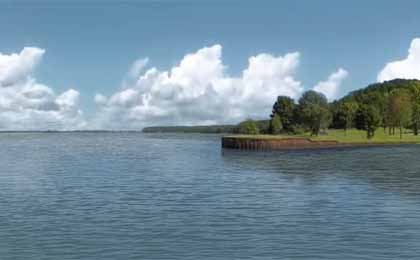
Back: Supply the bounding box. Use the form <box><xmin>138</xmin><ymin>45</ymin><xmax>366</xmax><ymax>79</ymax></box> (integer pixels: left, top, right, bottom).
<box><xmin>1</xmin><ymin>0</ymin><xmax>420</xmax><ymax>129</ymax></box>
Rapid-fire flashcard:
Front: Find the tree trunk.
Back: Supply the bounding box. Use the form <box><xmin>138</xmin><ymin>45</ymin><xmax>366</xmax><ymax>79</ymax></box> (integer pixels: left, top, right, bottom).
<box><xmin>400</xmin><ymin>125</ymin><xmax>403</xmax><ymax>139</ymax></box>
<box><xmin>367</xmin><ymin>129</ymin><xmax>374</xmax><ymax>139</ymax></box>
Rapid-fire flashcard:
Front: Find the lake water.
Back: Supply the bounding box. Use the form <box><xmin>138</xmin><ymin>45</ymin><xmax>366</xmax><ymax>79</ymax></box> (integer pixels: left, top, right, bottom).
<box><xmin>1</xmin><ymin>132</ymin><xmax>420</xmax><ymax>259</ymax></box>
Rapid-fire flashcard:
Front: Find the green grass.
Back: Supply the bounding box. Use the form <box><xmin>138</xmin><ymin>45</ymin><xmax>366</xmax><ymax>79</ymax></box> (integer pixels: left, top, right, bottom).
<box><xmin>225</xmin><ymin>129</ymin><xmax>420</xmax><ymax>144</ymax></box>
<box><xmin>224</xmin><ymin>134</ymin><xmax>303</xmax><ymax>140</ymax></box>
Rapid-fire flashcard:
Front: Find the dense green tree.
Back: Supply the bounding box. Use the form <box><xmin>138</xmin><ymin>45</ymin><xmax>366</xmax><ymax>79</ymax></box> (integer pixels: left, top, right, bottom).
<box><xmin>298</xmin><ymin>90</ymin><xmax>331</xmax><ymax>136</ymax></box>
<box><xmin>345</xmin><ymin>79</ymin><xmax>420</xmax><ymax>133</ymax></box>
<box><xmin>387</xmin><ymin>89</ymin><xmax>412</xmax><ymax>138</ymax></box>
<box><xmin>265</xmin><ymin>79</ymin><xmax>420</xmax><ymax>138</ymax></box>
<box><xmin>336</xmin><ymin>101</ymin><xmax>358</xmax><ymax>135</ymax></box>
<box><xmin>269</xmin><ymin>113</ymin><xmax>282</xmax><ymax>134</ymax></box>
<box><xmin>382</xmin><ymin>92</ymin><xmax>391</xmax><ymax>133</ymax></box>
<box><xmin>236</xmin><ymin>119</ymin><xmax>260</xmax><ymax>135</ymax></box>
<box><xmin>254</xmin><ymin>120</ymin><xmax>270</xmax><ymax>134</ymax></box>
<box><xmin>362</xmin><ymin>92</ymin><xmax>386</xmax><ymax>130</ymax></box>
<box><xmin>359</xmin><ymin>105</ymin><xmax>381</xmax><ymax>139</ymax></box>
<box><xmin>412</xmin><ymin>103</ymin><xmax>420</xmax><ymax>136</ymax></box>
<box><xmin>410</xmin><ymin>87</ymin><xmax>420</xmax><ymax>135</ymax></box>
<box><xmin>385</xmin><ymin>93</ymin><xmax>397</xmax><ymax>135</ymax></box>
<box><xmin>271</xmin><ymin>96</ymin><xmax>296</xmax><ymax>131</ymax></box>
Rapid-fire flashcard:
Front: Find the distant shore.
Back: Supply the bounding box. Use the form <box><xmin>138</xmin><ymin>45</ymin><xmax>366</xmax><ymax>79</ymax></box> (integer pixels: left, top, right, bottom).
<box><xmin>142</xmin><ymin>125</ymin><xmax>236</xmax><ymax>134</ymax></box>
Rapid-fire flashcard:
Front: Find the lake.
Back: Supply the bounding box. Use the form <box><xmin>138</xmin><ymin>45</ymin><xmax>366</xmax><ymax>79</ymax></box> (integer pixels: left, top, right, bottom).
<box><xmin>1</xmin><ymin>132</ymin><xmax>420</xmax><ymax>259</ymax></box>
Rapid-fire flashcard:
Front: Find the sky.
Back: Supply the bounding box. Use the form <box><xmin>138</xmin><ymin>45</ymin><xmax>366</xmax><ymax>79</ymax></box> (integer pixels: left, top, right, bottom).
<box><xmin>1</xmin><ymin>0</ymin><xmax>420</xmax><ymax>130</ymax></box>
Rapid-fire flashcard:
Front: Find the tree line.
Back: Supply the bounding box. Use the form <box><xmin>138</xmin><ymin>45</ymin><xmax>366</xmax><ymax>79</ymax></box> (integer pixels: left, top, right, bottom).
<box><xmin>239</xmin><ymin>79</ymin><xmax>420</xmax><ymax>139</ymax></box>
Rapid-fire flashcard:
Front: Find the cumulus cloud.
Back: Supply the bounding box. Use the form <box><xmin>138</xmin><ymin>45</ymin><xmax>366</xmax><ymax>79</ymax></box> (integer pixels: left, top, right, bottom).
<box><xmin>378</xmin><ymin>38</ymin><xmax>420</xmax><ymax>82</ymax></box>
<box><xmin>0</xmin><ymin>47</ymin><xmax>44</xmax><ymax>87</ymax></box>
<box><xmin>128</xmin><ymin>58</ymin><xmax>149</xmax><ymax>79</ymax></box>
<box><xmin>93</xmin><ymin>45</ymin><xmax>304</xmax><ymax>129</ymax></box>
<box><xmin>0</xmin><ymin>47</ymin><xmax>85</xmax><ymax>130</ymax></box>
<box><xmin>1</xmin><ymin>45</ymin><xmax>349</xmax><ymax>130</ymax></box>
<box><xmin>313</xmin><ymin>68</ymin><xmax>348</xmax><ymax>100</ymax></box>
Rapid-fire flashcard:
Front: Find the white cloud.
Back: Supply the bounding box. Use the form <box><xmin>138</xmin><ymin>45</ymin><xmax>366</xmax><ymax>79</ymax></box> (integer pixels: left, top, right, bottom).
<box><xmin>0</xmin><ymin>45</ymin><xmax>349</xmax><ymax>130</ymax></box>
<box><xmin>0</xmin><ymin>47</ymin><xmax>44</xmax><ymax>87</ymax></box>
<box><xmin>93</xmin><ymin>44</ymin><xmax>304</xmax><ymax>129</ymax></box>
<box><xmin>0</xmin><ymin>47</ymin><xmax>85</xmax><ymax>130</ymax></box>
<box><xmin>313</xmin><ymin>68</ymin><xmax>348</xmax><ymax>101</ymax></box>
<box><xmin>126</xmin><ymin>58</ymin><xmax>149</xmax><ymax>82</ymax></box>
<box><xmin>378</xmin><ymin>38</ymin><xmax>420</xmax><ymax>82</ymax></box>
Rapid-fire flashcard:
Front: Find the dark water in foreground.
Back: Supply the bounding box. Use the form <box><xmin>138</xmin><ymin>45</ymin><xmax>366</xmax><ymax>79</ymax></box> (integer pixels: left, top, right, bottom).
<box><xmin>1</xmin><ymin>133</ymin><xmax>420</xmax><ymax>259</ymax></box>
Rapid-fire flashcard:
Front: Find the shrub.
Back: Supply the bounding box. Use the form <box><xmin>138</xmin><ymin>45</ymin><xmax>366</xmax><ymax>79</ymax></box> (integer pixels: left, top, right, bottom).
<box><xmin>236</xmin><ymin>119</ymin><xmax>260</xmax><ymax>135</ymax></box>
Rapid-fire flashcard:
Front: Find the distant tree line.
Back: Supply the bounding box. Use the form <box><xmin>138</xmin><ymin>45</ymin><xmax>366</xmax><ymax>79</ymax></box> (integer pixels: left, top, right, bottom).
<box><xmin>143</xmin><ymin>125</ymin><xmax>238</xmax><ymax>133</ymax></box>
<box><xmin>238</xmin><ymin>79</ymin><xmax>420</xmax><ymax>139</ymax></box>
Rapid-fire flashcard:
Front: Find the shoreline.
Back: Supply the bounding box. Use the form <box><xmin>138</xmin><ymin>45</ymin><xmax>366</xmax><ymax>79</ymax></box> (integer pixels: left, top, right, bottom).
<box><xmin>221</xmin><ymin>136</ymin><xmax>420</xmax><ymax>150</ymax></box>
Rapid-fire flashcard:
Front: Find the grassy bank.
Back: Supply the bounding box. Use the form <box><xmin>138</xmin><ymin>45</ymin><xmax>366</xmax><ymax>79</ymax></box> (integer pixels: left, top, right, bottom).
<box><xmin>225</xmin><ymin>129</ymin><xmax>420</xmax><ymax>144</ymax></box>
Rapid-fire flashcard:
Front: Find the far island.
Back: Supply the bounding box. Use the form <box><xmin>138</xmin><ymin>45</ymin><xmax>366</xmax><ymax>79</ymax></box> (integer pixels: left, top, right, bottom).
<box><xmin>144</xmin><ymin>79</ymin><xmax>420</xmax><ymax>150</ymax></box>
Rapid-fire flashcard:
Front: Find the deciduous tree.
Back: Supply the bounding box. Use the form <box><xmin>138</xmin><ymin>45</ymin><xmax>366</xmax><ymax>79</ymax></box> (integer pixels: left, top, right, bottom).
<box><xmin>387</xmin><ymin>89</ymin><xmax>412</xmax><ymax>138</ymax></box>
<box><xmin>359</xmin><ymin>105</ymin><xmax>380</xmax><ymax>139</ymax></box>
<box><xmin>271</xmin><ymin>96</ymin><xmax>296</xmax><ymax>132</ymax></box>
<box><xmin>337</xmin><ymin>101</ymin><xmax>358</xmax><ymax>135</ymax></box>
<box><xmin>236</xmin><ymin>119</ymin><xmax>260</xmax><ymax>135</ymax></box>
<box><xmin>298</xmin><ymin>90</ymin><xmax>331</xmax><ymax>136</ymax></box>
<box><xmin>269</xmin><ymin>113</ymin><xmax>282</xmax><ymax>134</ymax></box>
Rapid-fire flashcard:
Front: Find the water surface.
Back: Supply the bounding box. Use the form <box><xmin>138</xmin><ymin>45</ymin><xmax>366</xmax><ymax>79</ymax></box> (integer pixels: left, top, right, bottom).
<box><xmin>1</xmin><ymin>133</ymin><xmax>420</xmax><ymax>259</ymax></box>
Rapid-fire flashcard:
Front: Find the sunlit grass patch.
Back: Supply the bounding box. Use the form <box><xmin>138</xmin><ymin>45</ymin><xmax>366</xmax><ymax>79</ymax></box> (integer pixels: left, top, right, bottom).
<box><xmin>225</xmin><ymin>129</ymin><xmax>420</xmax><ymax>144</ymax></box>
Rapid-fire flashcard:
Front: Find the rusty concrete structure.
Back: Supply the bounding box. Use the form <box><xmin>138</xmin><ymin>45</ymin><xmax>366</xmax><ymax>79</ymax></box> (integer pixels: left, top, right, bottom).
<box><xmin>220</xmin><ymin>136</ymin><xmax>408</xmax><ymax>150</ymax></box>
